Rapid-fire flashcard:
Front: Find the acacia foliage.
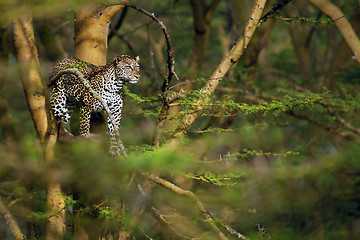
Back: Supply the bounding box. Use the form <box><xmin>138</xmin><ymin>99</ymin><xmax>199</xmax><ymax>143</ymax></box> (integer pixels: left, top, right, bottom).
<box><xmin>1</xmin><ymin>0</ymin><xmax>360</xmax><ymax>239</ymax></box>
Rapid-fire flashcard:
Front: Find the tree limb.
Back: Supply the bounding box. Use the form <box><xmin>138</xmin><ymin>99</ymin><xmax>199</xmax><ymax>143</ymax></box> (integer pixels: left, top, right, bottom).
<box><xmin>308</xmin><ymin>0</ymin><xmax>360</xmax><ymax>64</ymax></box>
<box><xmin>0</xmin><ymin>197</ymin><xmax>25</xmax><ymax>240</ymax></box>
<box><xmin>171</xmin><ymin>0</ymin><xmax>267</xmax><ymax>139</ymax></box>
<box><xmin>140</xmin><ymin>172</ymin><xmax>229</xmax><ymax>240</ymax></box>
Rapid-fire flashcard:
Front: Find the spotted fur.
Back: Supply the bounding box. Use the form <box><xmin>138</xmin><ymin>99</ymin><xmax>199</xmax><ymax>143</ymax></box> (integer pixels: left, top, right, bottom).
<box><xmin>49</xmin><ymin>55</ymin><xmax>140</xmax><ymax>154</ymax></box>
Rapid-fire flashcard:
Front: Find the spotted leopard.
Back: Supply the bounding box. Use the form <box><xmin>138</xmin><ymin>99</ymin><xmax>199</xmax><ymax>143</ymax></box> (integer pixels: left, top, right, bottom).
<box><xmin>49</xmin><ymin>55</ymin><xmax>140</xmax><ymax>155</ymax></box>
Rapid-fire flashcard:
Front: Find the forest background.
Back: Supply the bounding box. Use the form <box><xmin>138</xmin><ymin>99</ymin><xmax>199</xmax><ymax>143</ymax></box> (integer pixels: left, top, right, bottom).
<box><xmin>1</xmin><ymin>0</ymin><xmax>360</xmax><ymax>239</ymax></box>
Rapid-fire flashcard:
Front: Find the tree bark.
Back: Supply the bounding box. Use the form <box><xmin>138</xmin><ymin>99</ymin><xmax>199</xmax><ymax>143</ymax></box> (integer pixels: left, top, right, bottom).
<box><xmin>171</xmin><ymin>0</ymin><xmax>267</xmax><ymax>139</ymax></box>
<box><xmin>13</xmin><ymin>15</ymin><xmax>64</xmax><ymax>240</ymax></box>
<box><xmin>308</xmin><ymin>0</ymin><xmax>360</xmax><ymax>64</ymax></box>
<box><xmin>74</xmin><ymin>3</ymin><xmax>128</xmax><ymax>65</ymax></box>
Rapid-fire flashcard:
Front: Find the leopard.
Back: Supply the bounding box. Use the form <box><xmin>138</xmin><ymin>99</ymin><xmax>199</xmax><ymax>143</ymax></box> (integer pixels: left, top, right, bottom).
<box><xmin>48</xmin><ymin>55</ymin><xmax>140</xmax><ymax>155</ymax></box>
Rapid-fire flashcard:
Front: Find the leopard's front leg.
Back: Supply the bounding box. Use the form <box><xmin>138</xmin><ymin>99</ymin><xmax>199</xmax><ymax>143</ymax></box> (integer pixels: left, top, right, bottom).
<box><xmin>107</xmin><ymin>96</ymin><xmax>124</xmax><ymax>156</ymax></box>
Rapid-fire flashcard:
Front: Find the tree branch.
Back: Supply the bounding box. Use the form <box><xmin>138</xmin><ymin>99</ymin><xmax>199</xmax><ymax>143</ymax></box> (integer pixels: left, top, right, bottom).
<box><xmin>171</xmin><ymin>0</ymin><xmax>267</xmax><ymax>139</ymax></box>
<box><xmin>308</xmin><ymin>0</ymin><xmax>360</xmax><ymax>64</ymax></box>
<box><xmin>0</xmin><ymin>197</ymin><xmax>25</xmax><ymax>240</ymax></box>
<box><xmin>140</xmin><ymin>172</ymin><xmax>229</xmax><ymax>240</ymax></box>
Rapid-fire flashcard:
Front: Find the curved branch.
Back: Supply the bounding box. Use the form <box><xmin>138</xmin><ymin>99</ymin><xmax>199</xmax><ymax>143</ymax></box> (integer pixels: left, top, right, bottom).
<box><xmin>98</xmin><ymin>2</ymin><xmax>175</xmax><ymax>94</ymax></box>
<box><xmin>308</xmin><ymin>0</ymin><xmax>360</xmax><ymax>64</ymax></box>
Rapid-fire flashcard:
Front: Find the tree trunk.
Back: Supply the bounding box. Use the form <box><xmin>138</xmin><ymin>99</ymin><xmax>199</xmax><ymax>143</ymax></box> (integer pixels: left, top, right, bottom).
<box><xmin>74</xmin><ymin>3</ymin><xmax>127</xmax><ymax>65</ymax></box>
<box><xmin>13</xmin><ymin>14</ymin><xmax>64</xmax><ymax>240</ymax></box>
<box><xmin>189</xmin><ymin>0</ymin><xmax>221</xmax><ymax>71</ymax></box>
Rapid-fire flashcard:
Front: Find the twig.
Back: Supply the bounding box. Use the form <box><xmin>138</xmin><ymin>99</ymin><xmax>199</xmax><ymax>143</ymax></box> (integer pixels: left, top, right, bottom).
<box><xmin>0</xmin><ymin>197</ymin><xmax>25</xmax><ymax>240</ymax></box>
<box><xmin>325</xmin><ymin>104</ymin><xmax>360</xmax><ymax>135</ymax></box>
<box><xmin>140</xmin><ymin>172</ymin><xmax>229</xmax><ymax>240</ymax></box>
<box><xmin>52</xmin><ymin>68</ymin><xmax>127</xmax><ymax>156</ymax></box>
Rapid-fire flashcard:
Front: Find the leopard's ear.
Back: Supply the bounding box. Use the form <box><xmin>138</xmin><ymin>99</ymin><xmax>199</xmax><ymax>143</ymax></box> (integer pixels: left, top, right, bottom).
<box><xmin>135</xmin><ymin>56</ymin><xmax>140</xmax><ymax>62</ymax></box>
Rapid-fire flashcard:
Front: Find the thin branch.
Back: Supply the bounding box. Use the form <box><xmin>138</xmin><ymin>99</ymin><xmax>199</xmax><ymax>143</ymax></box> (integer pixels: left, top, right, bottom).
<box><xmin>140</xmin><ymin>172</ymin><xmax>229</xmax><ymax>240</ymax></box>
<box><xmin>98</xmin><ymin>2</ymin><xmax>175</xmax><ymax>94</ymax></box>
<box><xmin>325</xmin><ymin>104</ymin><xmax>360</xmax><ymax>135</ymax></box>
<box><xmin>108</xmin><ymin>6</ymin><xmax>129</xmax><ymax>41</ymax></box>
<box><xmin>0</xmin><ymin>197</ymin><xmax>25</xmax><ymax>240</ymax></box>
<box><xmin>220</xmin><ymin>222</ymin><xmax>247</xmax><ymax>240</ymax></box>
<box><xmin>205</xmin><ymin>0</ymin><xmax>222</xmax><ymax>20</ymax></box>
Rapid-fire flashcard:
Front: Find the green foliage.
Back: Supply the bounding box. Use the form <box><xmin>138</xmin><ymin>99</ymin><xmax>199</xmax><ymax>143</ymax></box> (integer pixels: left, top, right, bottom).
<box><xmin>186</xmin><ymin>171</ymin><xmax>247</xmax><ymax>186</ymax></box>
<box><xmin>125</xmin><ymin>145</ymin><xmax>195</xmax><ymax>172</ymax></box>
<box><xmin>68</xmin><ymin>61</ymin><xmax>89</xmax><ymax>71</ymax></box>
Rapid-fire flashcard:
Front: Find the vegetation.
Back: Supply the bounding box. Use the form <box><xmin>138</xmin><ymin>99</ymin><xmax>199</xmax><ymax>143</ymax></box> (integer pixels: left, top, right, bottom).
<box><xmin>1</xmin><ymin>0</ymin><xmax>360</xmax><ymax>239</ymax></box>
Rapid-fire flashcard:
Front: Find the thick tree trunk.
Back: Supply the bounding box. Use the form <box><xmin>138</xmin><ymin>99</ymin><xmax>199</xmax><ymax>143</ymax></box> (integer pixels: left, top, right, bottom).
<box><xmin>74</xmin><ymin>3</ymin><xmax>127</xmax><ymax>65</ymax></box>
<box><xmin>13</xmin><ymin>15</ymin><xmax>64</xmax><ymax>240</ymax></box>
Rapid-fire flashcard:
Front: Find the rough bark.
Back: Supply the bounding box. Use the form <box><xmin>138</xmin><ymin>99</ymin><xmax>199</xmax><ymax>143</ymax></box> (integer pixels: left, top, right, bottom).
<box><xmin>308</xmin><ymin>0</ymin><xmax>360</xmax><ymax>64</ymax></box>
<box><xmin>13</xmin><ymin>15</ymin><xmax>64</xmax><ymax>240</ymax></box>
<box><xmin>171</xmin><ymin>0</ymin><xmax>268</xmax><ymax>139</ymax></box>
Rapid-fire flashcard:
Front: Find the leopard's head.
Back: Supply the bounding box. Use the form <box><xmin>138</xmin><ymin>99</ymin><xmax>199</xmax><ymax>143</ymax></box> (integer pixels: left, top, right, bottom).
<box><xmin>114</xmin><ymin>55</ymin><xmax>140</xmax><ymax>84</ymax></box>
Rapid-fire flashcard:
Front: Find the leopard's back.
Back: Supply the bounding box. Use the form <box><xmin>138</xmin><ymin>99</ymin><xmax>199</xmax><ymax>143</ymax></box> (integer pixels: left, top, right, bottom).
<box><xmin>49</xmin><ymin>57</ymin><xmax>97</xmax><ymax>83</ymax></box>
<box><xmin>49</xmin><ymin>57</ymin><xmax>102</xmax><ymax>103</ymax></box>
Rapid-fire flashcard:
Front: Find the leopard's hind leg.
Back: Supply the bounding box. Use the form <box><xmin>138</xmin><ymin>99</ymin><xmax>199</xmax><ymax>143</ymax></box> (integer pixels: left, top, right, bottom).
<box><xmin>50</xmin><ymin>88</ymin><xmax>74</xmax><ymax>137</ymax></box>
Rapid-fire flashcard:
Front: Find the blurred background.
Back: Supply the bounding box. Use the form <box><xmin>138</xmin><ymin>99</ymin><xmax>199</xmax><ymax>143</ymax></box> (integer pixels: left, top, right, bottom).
<box><xmin>1</xmin><ymin>0</ymin><xmax>360</xmax><ymax>239</ymax></box>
